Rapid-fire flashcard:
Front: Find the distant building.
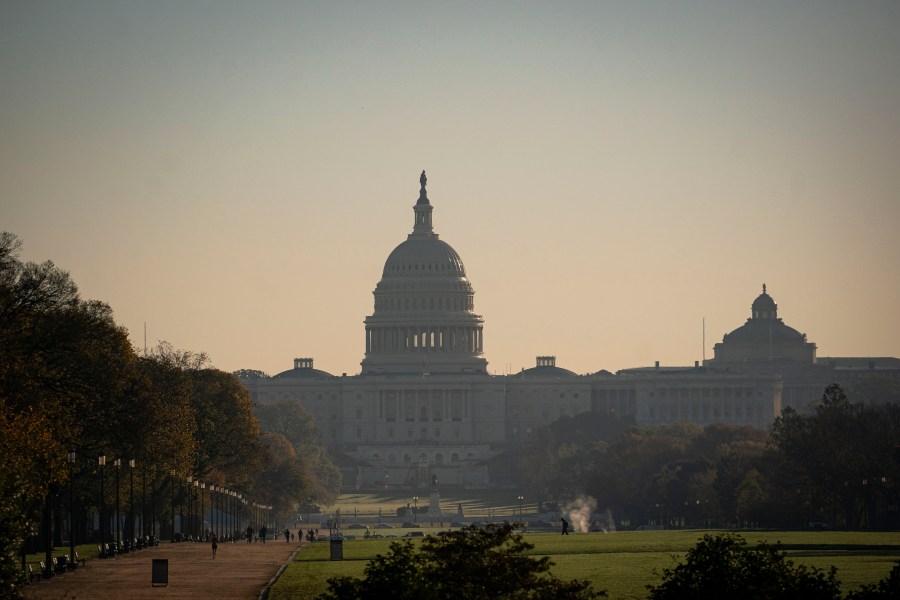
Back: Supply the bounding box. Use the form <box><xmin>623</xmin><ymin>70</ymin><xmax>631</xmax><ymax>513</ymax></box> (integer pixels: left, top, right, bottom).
<box><xmin>705</xmin><ymin>285</ymin><xmax>900</xmax><ymax>411</ymax></box>
<box><xmin>238</xmin><ymin>174</ymin><xmax>895</xmax><ymax>489</ymax></box>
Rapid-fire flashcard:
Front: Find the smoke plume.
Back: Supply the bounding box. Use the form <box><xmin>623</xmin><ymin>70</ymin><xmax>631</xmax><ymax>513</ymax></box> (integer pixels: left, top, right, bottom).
<box><xmin>563</xmin><ymin>495</ymin><xmax>597</xmax><ymax>533</ymax></box>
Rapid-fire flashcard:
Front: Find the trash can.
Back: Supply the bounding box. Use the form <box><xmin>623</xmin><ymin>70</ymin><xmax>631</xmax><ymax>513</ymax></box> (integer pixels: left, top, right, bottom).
<box><xmin>330</xmin><ymin>538</ymin><xmax>343</xmax><ymax>560</ymax></box>
<box><xmin>152</xmin><ymin>559</ymin><xmax>169</xmax><ymax>587</ymax></box>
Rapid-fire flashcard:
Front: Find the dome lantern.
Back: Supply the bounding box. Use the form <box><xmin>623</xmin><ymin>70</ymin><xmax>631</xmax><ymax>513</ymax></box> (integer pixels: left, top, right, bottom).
<box><xmin>412</xmin><ymin>170</ymin><xmax>434</xmax><ymax>236</ymax></box>
<box><xmin>751</xmin><ymin>283</ymin><xmax>778</xmax><ymax>320</ymax></box>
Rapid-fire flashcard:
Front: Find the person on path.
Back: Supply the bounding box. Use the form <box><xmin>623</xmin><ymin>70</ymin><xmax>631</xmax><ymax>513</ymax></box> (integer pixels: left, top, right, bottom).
<box><xmin>246</xmin><ymin>525</ymin><xmax>254</xmax><ymax>543</ymax></box>
<box><xmin>260</xmin><ymin>525</ymin><xmax>267</xmax><ymax>542</ymax></box>
<box><xmin>561</xmin><ymin>517</ymin><xmax>570</xmax><ymax>535</ymax></box>
<box><xmin>284</xmin><ymin>528</ymin><xmax>291</xmax><ymax>543</ymax></box>
<box><xmin>211</xmin><ymin>533</ymin><xmax>219</xmax><ymax>559</ymax></box>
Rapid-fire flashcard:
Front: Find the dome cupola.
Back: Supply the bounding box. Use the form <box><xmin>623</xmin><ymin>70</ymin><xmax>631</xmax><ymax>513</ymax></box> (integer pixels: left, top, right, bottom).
<box><xmin>751</xmin><ymin>284</ymin><xmax>778</xmax><ymax>319</ymax></box>
<box><xmin>709</xmin><ymin>284</ymin><xmax>816</xmax><ymax>365</ymax></box>
<box><xmin>361</xmin><ymin>173</ymin><xmax>487</xmax><ymax>375</ymax></box>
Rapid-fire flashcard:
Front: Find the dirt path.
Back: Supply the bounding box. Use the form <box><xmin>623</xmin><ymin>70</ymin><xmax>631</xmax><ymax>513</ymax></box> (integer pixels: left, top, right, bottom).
<box><xmin>23</xmin><ymin>540</ymin><xmax>301</xmax><ymax>600</ymax></box>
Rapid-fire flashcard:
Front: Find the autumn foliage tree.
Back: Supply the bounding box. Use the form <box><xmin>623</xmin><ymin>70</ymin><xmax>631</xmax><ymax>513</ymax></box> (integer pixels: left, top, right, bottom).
<box><xmin>0</xmin><ymin>232</ymin><xmax>335</xmax><ymax>596</ymax></box>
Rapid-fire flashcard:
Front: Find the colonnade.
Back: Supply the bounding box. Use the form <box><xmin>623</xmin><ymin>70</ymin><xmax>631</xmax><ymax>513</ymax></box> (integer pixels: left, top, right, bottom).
<box><xmin>365</xmin><ymin>325</ymin><xmax>483</xmax><ymax>355</ymax></box>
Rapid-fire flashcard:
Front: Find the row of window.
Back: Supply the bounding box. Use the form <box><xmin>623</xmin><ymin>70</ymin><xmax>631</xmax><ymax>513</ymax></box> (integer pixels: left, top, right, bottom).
<box><xmin>359</xmin><ymin>426</ymin><xmax>460</xmax><ymax>439</ymax></box>
<box><xmin>647</xmin><ymin>401</ymin><xmax>766</xmax><ymax>421</ymax></box>
<box><xmin>374</xmin><ymin>295</ymin><xmax>474</xmax><ymax>312</ymax></box>
<box><xmin>508</xmin><ymin>391</ymin><xmax>582</xmax><ymax>400</ymax></box>
<box><xmin>369</xmin><ymin>451</ymin><xmax>477</xmax><ymax>465</ymax></box>
<box><xmin>387</xmin><ymin>262</ymin><xmax>459</xmax><ymax>273</ymax></box>
<box><xmin>649</xmin><ymin>387</ymin><xmax>762</xmax><ymax>399</ymax></box>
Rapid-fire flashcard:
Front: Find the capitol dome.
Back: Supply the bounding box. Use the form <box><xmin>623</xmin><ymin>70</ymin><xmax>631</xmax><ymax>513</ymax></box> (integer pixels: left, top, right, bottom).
<box><xmin>382</xmin><ymin>237</ymin><xmax>466</xmax><ymax>278</ymax></box>
<box><xmin>361</xmin><ymin>172</ymin><xmax>487</xmax><ymax>375</ymax></box>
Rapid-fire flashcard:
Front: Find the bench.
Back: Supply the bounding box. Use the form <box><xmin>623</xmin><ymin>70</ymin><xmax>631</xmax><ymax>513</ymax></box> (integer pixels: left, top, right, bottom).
<box><xmin>27</xmin><ymin>564</ymin><xmax>42</xmax><ymax>583</ymax></box>
<box><xmin>73</xmin><ymin>551</ymin><xmax>87</xmax><ymax>568</ymax></box>
<box><xmin>37</xmin><ymin>561</ymin><xmax>50</xmax><ymax>578</ymax></box>
<box><xmin>53</xmin><ymin>556</ymin><xmax>68</xmax><ymax>575</ymax></box>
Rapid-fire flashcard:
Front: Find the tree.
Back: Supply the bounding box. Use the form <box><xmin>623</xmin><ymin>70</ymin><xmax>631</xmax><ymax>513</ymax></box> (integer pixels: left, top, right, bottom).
<box><xmin>769</xmin><ymin>384</ymin><xmax>900</xmax><ymax>529</ymax></box>
<box><xmin>255</xmin><ymin>400</ymin><xmax>342</xmax><ymax>506</ymax></box>
<box><xmin>518</xmin><ymin>427</ymin><xmax>561</xmax><ymax>511</ymax></box>
<box><xmin>647</xmin><ymin>533</ymin><xmax>842</xmax><ymax>600</ymax></box>
<box><xmin>0</xmin><ymin>400</ymin><xmax>63</xmax><ymax>599</ymax></box>
<box><xmin>586</xmin><ymin>424</ymin><xmax>698</xmax><ymax>524</ymax></box>
<box><xmin>320</xmin><ymin>522</ymin><xmax>603</xmax><ymax>600</ymax></box>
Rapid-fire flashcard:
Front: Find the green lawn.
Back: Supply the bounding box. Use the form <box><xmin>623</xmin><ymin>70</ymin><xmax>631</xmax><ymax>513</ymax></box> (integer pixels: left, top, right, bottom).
<box><xmin>20</xmin><ymin>542</ymin><xmax>103</xmax><ymax>576</ymax></box>
<box><xmin>270</xmin><ymin>529</ymin><xmax>900</xmax><ymax>600</ymax></box>
<box><xmin>321</xmin><ymin>490</ymin><xmax>539</xmax><ymax>522</ymax></box>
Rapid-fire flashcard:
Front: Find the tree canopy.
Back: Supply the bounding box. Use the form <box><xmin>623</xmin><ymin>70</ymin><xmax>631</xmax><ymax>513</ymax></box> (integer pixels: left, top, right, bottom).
<box><xmin>321</xmin><ymin>522</ymin><xmax>603</xmax><ymax>600</ymax></box>
<box><xmin>647</xmin><ymin>532</ymin><xmax>842</xmax><ymax>600</ymax></box>
<box><xmin>0</xmin><ymin>232</ymin><xmax>338</xmax><ymax>597</ymax></box>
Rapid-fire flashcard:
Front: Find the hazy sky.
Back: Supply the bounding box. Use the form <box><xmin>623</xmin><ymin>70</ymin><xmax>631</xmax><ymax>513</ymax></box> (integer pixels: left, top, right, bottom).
<box><xmin>3</xmin><ymin>1</ymin><xmax>899</xmax><ymax>377</ymax></box>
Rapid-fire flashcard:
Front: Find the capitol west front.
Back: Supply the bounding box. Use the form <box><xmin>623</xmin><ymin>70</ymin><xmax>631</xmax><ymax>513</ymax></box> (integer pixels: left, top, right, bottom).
<box><xmin>239</xmin><ymin>174</ymin><xmax>898</xmax><ymax>490</ymax></box>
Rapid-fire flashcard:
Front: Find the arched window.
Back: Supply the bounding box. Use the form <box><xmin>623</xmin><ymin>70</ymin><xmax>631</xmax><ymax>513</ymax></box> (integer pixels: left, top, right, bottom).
<box><xmin>435</xmin><ymin>453</ymin><xmax>444</xmax><ymax>465</ymax></box>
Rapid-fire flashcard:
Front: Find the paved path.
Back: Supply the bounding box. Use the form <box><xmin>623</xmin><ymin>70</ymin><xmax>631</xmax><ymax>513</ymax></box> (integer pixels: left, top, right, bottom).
<box><xmin>23</xmin><ymin>540</ymin><xmax>301</xmax><ymax>600</ymax></box>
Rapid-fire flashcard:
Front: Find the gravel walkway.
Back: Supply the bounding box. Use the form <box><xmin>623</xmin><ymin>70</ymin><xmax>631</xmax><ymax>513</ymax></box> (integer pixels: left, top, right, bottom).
<box><xmin>23</xmin><ymin>540</ymin><xmax>301</xmax><ymax>600</ymax></box>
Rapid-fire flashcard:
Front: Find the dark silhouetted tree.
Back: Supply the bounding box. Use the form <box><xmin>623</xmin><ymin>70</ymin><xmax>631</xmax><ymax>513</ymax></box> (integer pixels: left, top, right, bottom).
<box><xmin>320</xmin><ymin>522</ymin><xmax>604</xmax><ymax>600</ymax></box>
<box><xmin>647</xmin><ymin>532</ymin><xmax>841</xmax><ymax>600</ymax></box>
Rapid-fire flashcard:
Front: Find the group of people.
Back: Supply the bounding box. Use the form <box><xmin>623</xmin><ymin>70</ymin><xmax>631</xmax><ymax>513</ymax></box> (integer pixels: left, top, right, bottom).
<box><xmin>209</xmin><ymin>525</ymin><xmax>320</xmax><ymax>557</ymax></box>
<box><xmin>244</xmin><ymin>525</ymin><xmax>269</xmax><ymax>543</ymax></box>
<box><xmin>210</xmin><ymin>519</ymin><xmax>573</xmax><ymax>556</ymax></box>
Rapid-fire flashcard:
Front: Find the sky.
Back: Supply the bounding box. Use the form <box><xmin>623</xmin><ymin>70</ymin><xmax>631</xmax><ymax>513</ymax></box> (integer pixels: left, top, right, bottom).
<box><xmin>2</xmin><ymin>1</ymin><xmax>899</xmax><ymax>377</ymax></box>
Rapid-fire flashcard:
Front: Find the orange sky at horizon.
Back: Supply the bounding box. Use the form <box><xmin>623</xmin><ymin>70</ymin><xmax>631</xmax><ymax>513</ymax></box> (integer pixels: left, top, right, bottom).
<box><xmin>3</xmin><ymin>2</ymin><xmax>899</xmax><ymax>377</ymax></box>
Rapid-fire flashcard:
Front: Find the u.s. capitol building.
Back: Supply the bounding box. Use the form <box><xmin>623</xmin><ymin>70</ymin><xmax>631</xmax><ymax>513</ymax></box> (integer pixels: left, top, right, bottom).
<box><xmin>238</xmin><ymin>173</ymin><xmax>898</xmax><ymax>489</ymax></box>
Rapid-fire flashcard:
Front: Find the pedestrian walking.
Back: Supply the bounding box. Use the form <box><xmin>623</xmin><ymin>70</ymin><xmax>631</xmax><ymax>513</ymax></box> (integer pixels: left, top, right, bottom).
<box><xmin>211</xmin><ymin>533</ymin><xmax>219</xmax><ymax>559</ymax></box>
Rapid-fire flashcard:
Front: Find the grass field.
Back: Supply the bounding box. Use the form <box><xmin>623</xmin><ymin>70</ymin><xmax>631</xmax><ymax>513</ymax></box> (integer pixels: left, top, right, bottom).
<box><xmin>319</xmin><ymin>489</ymin><xmax>538</xmax><ymax>522</ymax></box>
<box><xmin>270</xmin><ymin>528</ymin><xmax>900</xmax><ymax>600</ymax></box>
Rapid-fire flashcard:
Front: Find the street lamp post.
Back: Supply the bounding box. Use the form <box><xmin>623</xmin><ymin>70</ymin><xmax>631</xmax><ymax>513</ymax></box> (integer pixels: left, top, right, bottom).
<box><xmin>193</xmin><ymin>480</ymin><xmax>199</xmax><ymax>538</ymax></box>
<box><xmin>43</xmin><ymin>482</ymin><xmax>53</xmax><ymax>578</ymax></box>
<box><xmin>200</xmin><ymin>482</ymin><xmax>205</xmax><ymax>540</ymax></box>
<box><xmin>151</xmin><ymin>472</ymin><xmax>157</xmax><ymax>539</ymax></box>
<box><xmin>517</xmin><ymin>495</ymin><xmax>524</xmax><ymax>519</ymax></box>
<box><xmin>210</xmin><ymin>485</ymin><xmax>222</xmax><ymax>537</ymax></box>
<box><xmin>186</xmin><ymin>476</ymin><xmax>194</xmax><ymax>539</ymax></box>
<box><xmin>98</xmin><ymin>455</ymin><xmax>106</xmax><ymax>557</ymax></box>
<box><xmin>230</xmin><ymin>492</ymin><xmax>234</xmax><ymax>538</ymax></box>
<box><xmin>229</xmin><ymin>491</ymin><xmax>234</xmax><ymax>539</ymax></box>
<box><xmin>68</xmin><ymin>451</ymin><xmax>76</xmax><ymax>567</ymax></box>
<box><xmin>413</xmin><ymin>496</ymin><xmax>418</xmax><ymax>523</ymax></box>
<box><xmin>113</xmin><ymin>459</ymin><xmax>121</xmax><ymax>548</ymax></box>
<box><xmin>170</xmin><ymin>469</ymin><xmax>176</xmax><ymax>541</ymax></box>
<box><xmin>214</xmin><ymin>486</ymin><xmax>219</xmax><ymax>538</ymax></box>
<box><xmin>128</xmin><ymin>459</ymin><xmax>135</xmax><ymax>546</ymax></box>
<box><xmin>141</xmin><ymin>465</ymin><xmax>146</xmax><ymax>539</ymax></box>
